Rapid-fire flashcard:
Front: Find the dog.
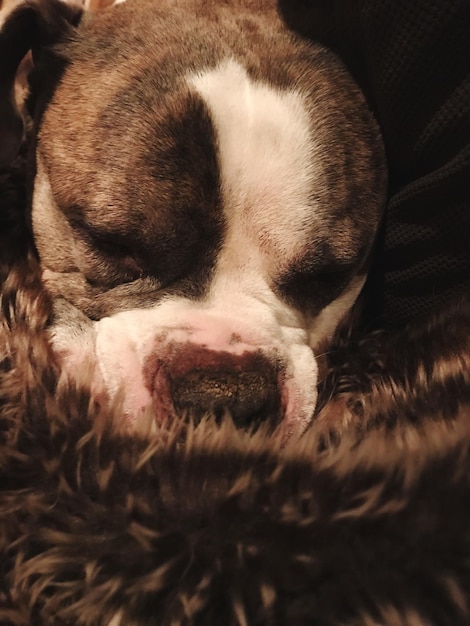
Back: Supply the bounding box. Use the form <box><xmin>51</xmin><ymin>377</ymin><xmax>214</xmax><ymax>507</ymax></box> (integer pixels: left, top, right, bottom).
<box><xmin>3</xmin><ymin>5</ymin><xmax>470</xmax><ymax>624</ymax></box>
<box><xmin>0</xmin><ymin>0</ymin><xmax>386</xmax><ymax>439</ymax></box>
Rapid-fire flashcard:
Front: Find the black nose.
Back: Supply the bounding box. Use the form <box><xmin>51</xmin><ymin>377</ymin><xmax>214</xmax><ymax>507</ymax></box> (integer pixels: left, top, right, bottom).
<box><xmin>171</xmin><ymin>367</ymin><xmax>281</xmax><ymax>428</ymax></box>
<box><xmin>162</xmin><ymin>347</ymin><xmax>282</xmax><ymax>429</ymax></box>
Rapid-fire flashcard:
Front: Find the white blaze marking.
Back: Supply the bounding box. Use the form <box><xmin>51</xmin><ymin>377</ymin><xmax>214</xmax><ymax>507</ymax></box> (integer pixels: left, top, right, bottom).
<box><xmin>187</xmin><ymin>59</ymin><xmax>320</xmax><ymax>265</ymax></box>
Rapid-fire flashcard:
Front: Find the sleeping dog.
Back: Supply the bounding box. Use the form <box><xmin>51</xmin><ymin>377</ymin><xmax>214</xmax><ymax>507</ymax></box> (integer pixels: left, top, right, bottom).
<box><xmin>0</xmin><ymin>0</ymin><xmax>386</xmax><ymax>439</ymax></box>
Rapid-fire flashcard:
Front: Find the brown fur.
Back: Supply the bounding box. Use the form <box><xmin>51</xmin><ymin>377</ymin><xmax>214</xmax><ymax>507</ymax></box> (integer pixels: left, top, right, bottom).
<box><xmin>23</xmin><ymin>0</ymin><xmax>384</xmax><ymax>319</ymax></box>
<box><xmin>1</xmin><ymin>2</ymin><xmax>469</xmax><ymax>624</ymax></box>
<box><xmin>1</xmin><ymin>284</ymin><xmax>470</xmax><ymax>621</ymax></box>
<box><xmin>1</xmin><ymin>204</ymin><xmax>470</xmax><ymax>624</ymax></box>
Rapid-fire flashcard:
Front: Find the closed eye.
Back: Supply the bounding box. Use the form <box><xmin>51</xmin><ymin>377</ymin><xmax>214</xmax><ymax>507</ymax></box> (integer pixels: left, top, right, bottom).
<box><xmin>274</xmin><ymin>261</ymin><xmax>357</xmax><ymax>314</ymax></box>
<box><xmin>74</xmin><ymin>225</ymin><xmax>145</xmax><ymax>286</ymax></box>
<box><xmin>94</xmin><ymin>234</ymin><xmax>135</xmax><ymax>260</ymax></box>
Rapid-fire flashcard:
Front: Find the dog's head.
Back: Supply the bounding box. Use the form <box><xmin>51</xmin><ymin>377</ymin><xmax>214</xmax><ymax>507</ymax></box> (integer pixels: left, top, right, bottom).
<box><xmin>0</xmin><ymin>0</ymin><xmax>386</xmax><ymax>438</ymax></box>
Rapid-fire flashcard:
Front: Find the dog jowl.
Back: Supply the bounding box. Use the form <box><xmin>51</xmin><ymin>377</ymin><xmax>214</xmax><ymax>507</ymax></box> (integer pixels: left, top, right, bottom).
<box><xmin>0</xmin><ymin>0</ymin><xmax>386</xmax><ymax>438</ymax></box>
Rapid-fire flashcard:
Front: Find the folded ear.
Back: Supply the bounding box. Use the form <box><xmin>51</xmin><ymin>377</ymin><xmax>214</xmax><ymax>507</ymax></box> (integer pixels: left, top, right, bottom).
<box><xmin>0</xmin><ymin>0</ymin><xmax>83</xmax><ymax>167</ymax></box>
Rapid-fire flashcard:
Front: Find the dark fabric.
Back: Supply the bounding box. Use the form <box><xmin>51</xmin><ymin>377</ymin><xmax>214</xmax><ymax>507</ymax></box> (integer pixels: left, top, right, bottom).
<box><xmin>279</xmin><ymin>0</ymin><xmax>470</xmax><ymax>327</ymax></box>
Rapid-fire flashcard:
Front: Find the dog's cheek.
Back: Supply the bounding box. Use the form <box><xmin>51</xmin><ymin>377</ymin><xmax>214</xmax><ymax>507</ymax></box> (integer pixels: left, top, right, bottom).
<box><xmin>94</xmin><ymin>316</ymin><xmax>155</xmax><ymax>426</ymax></box>
<box><xmin>49</xmin><ymin>313</ymin><xmax>157</xmax><ymax>435</ymax></box>
<box><xmin>47</xmin><ymin>301</ymin><xmax>105</xmax><ymax>398</ymax></box>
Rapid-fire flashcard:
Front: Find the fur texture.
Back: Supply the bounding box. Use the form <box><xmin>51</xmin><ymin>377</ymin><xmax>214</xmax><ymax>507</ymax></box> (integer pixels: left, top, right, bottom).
<box><xmin>1</xmin><ymin>2</ymin><xmax>470</xmax><ymax>624</ymax></box>
<box><xmin>1</xmin><ymin>184</ymin><xmax>470</xmax><ymax>624</ymax></box>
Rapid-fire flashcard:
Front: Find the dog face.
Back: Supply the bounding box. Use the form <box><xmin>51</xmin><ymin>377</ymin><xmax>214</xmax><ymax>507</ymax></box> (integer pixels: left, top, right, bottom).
<box><xmin>0</xmin><ymin>0</ymin><xmax>386</xmax><ymax>438</ymax></box>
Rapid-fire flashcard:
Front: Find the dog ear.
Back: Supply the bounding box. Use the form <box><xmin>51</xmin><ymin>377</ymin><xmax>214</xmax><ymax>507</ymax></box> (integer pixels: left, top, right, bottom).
<box><xmin>0</xmin><ymin>0</ymin><xmax>83</xmax><ymax>167</ymax></box>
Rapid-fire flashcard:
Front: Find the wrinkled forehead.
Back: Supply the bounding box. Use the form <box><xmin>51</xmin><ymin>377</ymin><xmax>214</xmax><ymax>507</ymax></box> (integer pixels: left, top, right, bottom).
<box><xmin>40</xmin><ymin>7</ymin><xmax>381</xmax><ymax>240</ymax></box>
<box><xmin>34</xmin><ymin>1</ymin><xmax>384</xmax><ymax>276</ymax></box>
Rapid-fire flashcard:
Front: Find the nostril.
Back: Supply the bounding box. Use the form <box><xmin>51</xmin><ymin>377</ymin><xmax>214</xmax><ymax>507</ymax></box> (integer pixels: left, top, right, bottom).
<box><xmin>171</xmin><ymin>367</ymin><xmax>281</xmax><ymax>429</ymax></box>
<box><xmin>150</xmin><ymin>345</ymin><xmax>283</xmax><ymax>430</ymax></box>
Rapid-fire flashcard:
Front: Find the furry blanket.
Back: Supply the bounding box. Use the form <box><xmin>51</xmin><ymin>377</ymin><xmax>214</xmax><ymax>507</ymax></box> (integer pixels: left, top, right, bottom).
<box><xmin>1</xmin><ymin>1</ymin><xmax>470</xmax><ymax>621</ymax></box>
<box><xmin>1</xmin><ymin>152</ymin><xmax>470</xmax><ymax>625</ymax></box>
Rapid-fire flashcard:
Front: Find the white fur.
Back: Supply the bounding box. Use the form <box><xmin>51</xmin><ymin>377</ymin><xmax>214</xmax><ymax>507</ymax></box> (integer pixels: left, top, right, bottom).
<box><xmin>308</xmin><ymin>276</ymin><xmax>366</xmax><ymax>347</ymax></box>
<box><xmin>94</xmin><ymin>287</ymin><xmax>319</xmax><ymax>435</ymax></box>
<box><xmin>83</xmin><ymin>0</ymin><xmax>126</xmax><ymax>10</ymax></box>
<box><xmin>188</xmin><ymin>59</ymin><xmax>323</xmax><ymax>271</ymax></box>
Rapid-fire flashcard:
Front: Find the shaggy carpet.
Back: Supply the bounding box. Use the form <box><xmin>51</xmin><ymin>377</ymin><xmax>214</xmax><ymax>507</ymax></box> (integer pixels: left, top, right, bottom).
<box><xmin>1</xmin><ymin>1</ymin><xmax>470</xmax><ymax>623</ymax></box>
<box><xmin>1</xmin><ymin>146</ymin><xmax>470</xmax><ymax>625</ymax></box>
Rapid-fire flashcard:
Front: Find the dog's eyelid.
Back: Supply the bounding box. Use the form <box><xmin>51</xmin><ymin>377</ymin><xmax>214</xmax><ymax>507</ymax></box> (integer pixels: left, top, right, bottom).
<box><xmin>74</xmin><ymin>222</ymin><xmax>148</xmax><ymax>283</ymax></box>
<box><xmin>76</xmin><ymin>221</ymin><xmax>135</xmax><ymax>257</ymax></box>
<box><xmin>95</xmin><ymin>234</ymin><xmax>132</xmax><ymax>257</ymax></box>
<box><xmin>312</xmin><ymin>262</ymin><xmax>356</xmax><ymax>279</ymax></box>
<box><xmin>295</xmin><ymin>257</ymin><xmax>357</xmax><ymax>279</ymax></box>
